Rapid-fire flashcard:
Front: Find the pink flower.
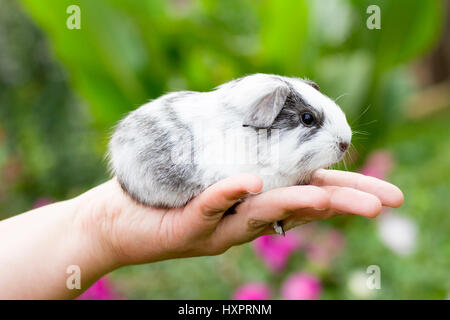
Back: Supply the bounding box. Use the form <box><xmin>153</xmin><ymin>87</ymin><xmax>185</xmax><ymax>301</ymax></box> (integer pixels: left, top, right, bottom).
<box><xmin>281</xmin><ymin>273</ymin><xmax>321</xmax><ymax>300</ymax></box>
<box><xmin>233</xmin><ymin>283</ymin><xmax>271</xmax><ymax>300</ymax></box>
<box><xmin>305</xmin><ymin>229</ymin><xmax>345</xmax><ymax>268</ymax></box>
<box><xmin>253</xmin><ymin>232</ymin><xmax>301</xmax><ymax>272</ymax></box>
<box><xmin>77</xmin><ymin>276</ymin><xmax>122</xmax><ymax>300</ymax></box>
<box><xmin>360</xmin><ymin>150</ymin><xmax>394</xmax><ymax>180</ymax></box>
<box><xmin>32</xmin><ymin>197</ymin><xmax>53</xmax><ymax>208</ymax></box>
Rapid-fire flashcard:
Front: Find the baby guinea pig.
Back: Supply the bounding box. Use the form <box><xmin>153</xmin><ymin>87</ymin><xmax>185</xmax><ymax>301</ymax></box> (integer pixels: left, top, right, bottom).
<box><xmin>108</xmin><ymin>73</ymin><xmax>352</xmax><ymax>235</ymax></box>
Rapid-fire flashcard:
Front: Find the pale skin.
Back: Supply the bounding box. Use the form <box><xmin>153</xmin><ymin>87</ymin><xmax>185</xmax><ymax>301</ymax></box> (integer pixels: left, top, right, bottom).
<box><xmin>0</xmin><ymin>169</ymin><xmax>404</xmax><ymax>299</ymax></box>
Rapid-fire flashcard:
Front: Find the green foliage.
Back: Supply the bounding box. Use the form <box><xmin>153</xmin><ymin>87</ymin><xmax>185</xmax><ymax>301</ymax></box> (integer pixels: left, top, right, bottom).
<box><xmin>20</xmin><ymin>0</ymin><xmax>444</xmax><ymax>144</ymax></box>
<box><xmin>0</xmin><ymin>0</ymin><xmax>105</xmax><ymax>217</ymax></box>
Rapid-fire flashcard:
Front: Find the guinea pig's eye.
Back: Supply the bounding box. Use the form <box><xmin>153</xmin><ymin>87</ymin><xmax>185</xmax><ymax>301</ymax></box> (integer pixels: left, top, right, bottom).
<box><xmin>300</xmin><ymin>112</ymin><xmax>315</xmax><ymax>126</ymax></box>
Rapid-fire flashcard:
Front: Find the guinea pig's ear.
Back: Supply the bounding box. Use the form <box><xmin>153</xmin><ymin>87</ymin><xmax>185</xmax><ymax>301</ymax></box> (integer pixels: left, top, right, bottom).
<box><xmin>303</xmin><ymin>79</ymin><xmax>320</xmax><ymax>91</ymax></box>
<box><xmin>242</xmin><ymin>85</ymin><xmax>290</xmax><ymax>129</ymax></box>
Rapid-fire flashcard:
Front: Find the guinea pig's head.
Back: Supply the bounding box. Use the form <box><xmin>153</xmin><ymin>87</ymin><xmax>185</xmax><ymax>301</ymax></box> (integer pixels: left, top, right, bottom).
<box><xmin>239</xmin><ymin>74</ymin><xmax>352</xmax><ymax>173</ymax></box>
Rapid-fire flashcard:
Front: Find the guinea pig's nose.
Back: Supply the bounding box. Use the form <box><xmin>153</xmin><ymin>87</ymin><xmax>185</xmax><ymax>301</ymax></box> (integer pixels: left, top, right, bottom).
<box><xmin>338</xmin><ymin>141</ymin><xmax>349</xmax><ymax>153</ymax></box>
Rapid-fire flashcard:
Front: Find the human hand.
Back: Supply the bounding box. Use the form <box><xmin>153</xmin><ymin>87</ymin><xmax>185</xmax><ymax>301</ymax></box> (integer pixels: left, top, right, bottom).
<box><xmin>74</xmin><ymin>169</ymin><xmax>403</xmax><ymax>268</ymax></box>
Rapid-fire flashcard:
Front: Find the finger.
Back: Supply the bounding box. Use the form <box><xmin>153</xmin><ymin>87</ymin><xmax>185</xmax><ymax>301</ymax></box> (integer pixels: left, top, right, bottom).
<box><xmin>210</xmin><ymin>185</ymin><xmax>330</xmax><ymax>246</ymax></box>
<box><xmin>281</xmin><ymin>186</ymin><xmax>383</xmax><ymax>232</ymax></box>
<box><xmin>185</xmin><ymin>173</ymin><xmax>263</xmax><ymax>228</ymax></box>
<box><xmin>280</xmin><ymin>186</ymin><xmax>383</xmax><ymax>232</ymax></box>
<box><xmin>236</xmin><ymin>185</ymin><xmax>330</xmax><ymax>223</ymax></box>
<box><xmin>311</xmin><ymin>169</ymin><xmax>404</xmax><ymax>208</ymax></box>
<box><xmin>211</xmin><ymin>185</ymin><xmax>382</xmax><ymax>247</ymax></box>
<box><xmin>315</xmin><ymin>186</ymin><xmax>382</xmax><ymax>217</ymax></box>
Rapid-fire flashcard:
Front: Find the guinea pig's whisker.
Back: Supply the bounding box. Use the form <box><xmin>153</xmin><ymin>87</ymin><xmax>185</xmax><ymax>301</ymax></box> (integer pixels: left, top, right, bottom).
<box><xmin>356</xmin><ymin>119</ymin><xmax>378</xmax><ymax>128</ymax></box>
<box><xmin>352</xmin><ymin>137</ymin><xmax>369</xmax><ymax>142</ymax></box>
<box><xmin>334</xmin><ymin>92</ymin><xmax>351</xmax><ymax>103</ymax></box>
<box><xmin>351</xmin><ymin>146</ymin><xmax>358</xmax><ymax>159</ymax></box>
<box><xmin>351</xmin><ymin>104</ymin><xmax>371</xmax><ymax>126</ymax></box>
<box><xmin>345</xmin><ymin>149</ymin><xmax>355</xmax><ymax>165</ymax></box>
<box><xmin>352</xmin><ymin>130</ymin><xmax>370</xmax><ymax>136</ymax></box>
<box><xmin>350</xmin><ymin>142</ymin><xmax>358</xmax><ymax>154</ymax></box>
<box><xmin>351</xmin><ymin>131</ymin><xmax>370</xmax><ymax>141</ymax></box>
<box><xmin>353</xmin><ymin>141</ymin><xmax>369</xmax><ymax>155</ymax></box>
<box><xmin>349</xmin><ymin>143</ymin><xmax>361</xmax><ymax>159</ymax></box>
<box><xmin>343</xmin><ymin>157</ymin><xmax>349</xmax><ymax>171</ymax></box>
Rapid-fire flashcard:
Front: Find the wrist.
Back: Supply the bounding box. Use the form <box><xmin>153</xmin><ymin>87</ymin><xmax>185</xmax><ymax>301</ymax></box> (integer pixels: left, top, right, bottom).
<box><xmin>70</xmin><ymin>183</ymin><xmax>124</xmax><ymax>279</ymax></box>
<box><xmin>73</xmin><ymin>179</ymin><xmax>178</xmax><ymax>267</ymax></box>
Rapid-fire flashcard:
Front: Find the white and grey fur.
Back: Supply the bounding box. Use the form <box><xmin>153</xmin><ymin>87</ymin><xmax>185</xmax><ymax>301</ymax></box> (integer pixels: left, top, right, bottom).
<box><xmin>108</xmin><ymin>73</ymin><xmax>352</xmax><ymax>234</ymax></box>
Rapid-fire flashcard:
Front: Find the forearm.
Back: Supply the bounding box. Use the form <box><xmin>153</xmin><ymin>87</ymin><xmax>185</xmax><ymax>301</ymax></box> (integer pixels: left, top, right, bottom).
<box><xmin>0</xmin><ymin>198</ymin><xmax>116</xmax><ymax>299</ymax></box>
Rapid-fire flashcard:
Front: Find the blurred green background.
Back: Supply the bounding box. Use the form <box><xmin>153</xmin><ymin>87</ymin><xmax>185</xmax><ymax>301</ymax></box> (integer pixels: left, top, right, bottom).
<box><xmin>0</xmin><ymin>0</ymin><xmax>449</xmax><ymax>299</ymax></box>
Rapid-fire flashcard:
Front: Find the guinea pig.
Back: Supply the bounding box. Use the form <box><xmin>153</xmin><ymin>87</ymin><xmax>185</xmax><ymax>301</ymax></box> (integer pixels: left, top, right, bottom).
<box><xmin>108</xmin><ymin>73</ymin><xmax>352</xmax><ymax>235</ymax></box>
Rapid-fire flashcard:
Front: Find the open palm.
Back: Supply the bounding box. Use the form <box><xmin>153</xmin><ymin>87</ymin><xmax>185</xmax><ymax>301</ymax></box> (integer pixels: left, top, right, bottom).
<box><xmin>80</xmin><ymin>169</ymin><xmax>403</xmax><ymax>267</ymax></box>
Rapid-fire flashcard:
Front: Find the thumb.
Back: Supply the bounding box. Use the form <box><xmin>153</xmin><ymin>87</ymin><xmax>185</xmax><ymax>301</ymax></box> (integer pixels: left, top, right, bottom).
<box><xmin>185</xmin><ymin>173</ymin><xmax>263</xmax><ymax>230</ymax></box>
